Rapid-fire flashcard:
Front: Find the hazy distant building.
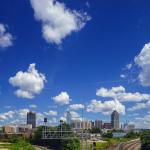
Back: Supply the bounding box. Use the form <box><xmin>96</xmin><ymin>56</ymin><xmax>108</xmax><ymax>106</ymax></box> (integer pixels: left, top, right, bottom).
<box><xmin>90</xmin><ymin>121</ymin><xmax>95</xmax><ymax>128</ymax></box>
<box><xmin>123</xmin><ymin>123</ymin><xmax>135</xmax><ymax>133</ymax></box>
<box><xmin>95</xmin><ymin>120</ymin><xmax>103</xmax><ymax>129</ymax></box>
<box><xmin>111</xmin><ymin>110</ymin><xmax>119</xmax><ymax>129</ymax></box>
<box><xmin>72</xmin><ymin>120</ymin><xmax>82</xmax><ymax>129</ymax></box>
<box><xmin>27</xmin><ymin>111</ymin><xmax>36</xmax><ymax>128</ymax></box>
<box><xmin>82</xmin><ymin>120</ymin><xmax>92</xmax><ymax>130</ymax></box>
<box><xmin>66</xmin><ymin>111</ymin><xmax>72</xmax><ymax>125</ymax></box>
<box><xmin>72</xmin><ymin>120</ymin><xmax>92</xmax><ymax>130</ymax></box>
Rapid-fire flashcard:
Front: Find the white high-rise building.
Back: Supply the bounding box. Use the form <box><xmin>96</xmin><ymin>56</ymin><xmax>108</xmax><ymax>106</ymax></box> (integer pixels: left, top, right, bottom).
<box><xmin>66</xmin><ymin>111</ymin><xmax>72</xmax><ymax>125</ymax></box>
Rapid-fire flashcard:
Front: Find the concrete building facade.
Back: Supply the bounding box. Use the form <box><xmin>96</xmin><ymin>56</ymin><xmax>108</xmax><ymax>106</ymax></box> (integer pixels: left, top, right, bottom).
<box><xmin>111</xmin><ymin>110</ymin><xmax>119</xmax><ymax>129</ymax></box>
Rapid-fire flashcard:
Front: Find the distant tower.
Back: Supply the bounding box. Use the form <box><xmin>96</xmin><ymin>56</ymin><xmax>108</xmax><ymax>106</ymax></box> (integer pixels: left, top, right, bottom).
<box><xmin>111</xmin><ymin>110</ymin><xmax>119</xmax><ymax>129</ymax></box>
<box><xmin>27</xmin><ymin>111</ymin><xmax>36</xmax><ymax>128</ymax></box>
<box><xmin>66</xmin><ymin>111</ymin><xmax>72</xmax><ymax>125</ymax></box>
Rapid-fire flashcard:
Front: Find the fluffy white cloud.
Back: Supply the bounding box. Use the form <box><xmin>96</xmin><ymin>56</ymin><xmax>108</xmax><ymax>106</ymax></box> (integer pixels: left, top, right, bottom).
<box><xmin>134</xmin><ymin>43</ymin><xmax>150</xmax><ymax>86</ymax></box>
<box><xmin>0</xmin><ymin>23</ymin><xmax>13</xmax><ymax>48</ymax></box>
<box><xmin>96</xmin><ymin>86</ymin><xmax>150</xmax><ymax>102</ymax></box>
<box><xmin>44</xmin><ymin>110</ymin><xmax>57</xmax><ymax>116</ymax></box>
<box><xmin>86</xmin><ymin>99</ymin><xmax>125</xmax><ymax>115</ymax></box>
<box><xmin>9</xmin><ymin>63</ymin><xmax>46</xmax><ymax>99</ymax></box>
<box><xmin>29</xmin><ymin>104</ymin><xmax>37</xmax><ymax>108</ymax></box>
<box><xmin>70</xmin><ymin>111</ymin><xmax>80</xmax><ymax>119</ymax></box>
<box><xmin>69</xmin><ymin>104</ymin><xmax>84</xmax><ymax>110</ymax></box>
<box><xmin>30</xmin><ymin>0</ymin><xmax>91</xmax><ymax>45</ymax></box>
<box><xmin>52</xmin><ymin>92</ymin><xmax>71</xmax><ymax>105</ymax></box>
<box><xmin>0</xmin><ymin>109</ymin><xmax>58</xmax><ymax>125</ymax></box>
<box><xmin>0</xmin><ymin>111</ymin><xmax>15</xmax><ymax>121</ymax></box>
<box><xmin>126</xmin><ymin>63</ymin><xmax>132</xmax><ymax>70</ymax></box>
<box><xmin>128</xmin><ymin>101</ymin><xmax>150</xmax><ymax>112</ymax></box>
<box><xmin>134</xmin><ymin>114</ymin><xmax>150</xmax><ymax>129</ymax></box>
<box><xmin>49</xmin><ymin>117</ymin><xmax>57</xmax><ymax>124</ymax></box>
<box><xmin>120</xmin><ymin>74</ymin><xmax>126</xmax><ymax>78</ymax></box>
<box><xmin>60</xmin><ymin>116</ymin><xmax>66</xmax><ymax>122</ymax></box>
<box><xmin>18</xmin><ymin>109</ymin><xmax>30</xmax><ymax>118</ymax></box>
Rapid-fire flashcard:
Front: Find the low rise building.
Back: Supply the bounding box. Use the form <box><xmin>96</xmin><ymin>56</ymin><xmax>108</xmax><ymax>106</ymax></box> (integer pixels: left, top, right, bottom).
<box><xmin>113</xmin><ymin>132</ymin><xmax>127</xmax><ymax>138</ymax></box>
<box><xmin>3</xmin><ymin>125</ymin><xmax>16</xmax><ymax>134</ymax></box>
<box><xmin>103</xmin><ymin>123</ymin><xmax>112</xmax><ymax>129</ymax></box>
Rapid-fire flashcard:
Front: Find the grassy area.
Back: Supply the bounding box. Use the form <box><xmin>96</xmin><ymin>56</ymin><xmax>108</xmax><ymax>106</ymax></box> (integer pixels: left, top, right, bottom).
<box><xmin>0</xmin><ymin>139</ymin><xmax>35</xmax><ymax>150</ymax></box>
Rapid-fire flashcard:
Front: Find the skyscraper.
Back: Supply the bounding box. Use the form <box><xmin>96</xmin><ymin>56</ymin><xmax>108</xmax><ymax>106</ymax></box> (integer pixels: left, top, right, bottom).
<box><xmin>27</xmin><ymin>111</ymin><xmax>36</xmax><ymax>128</ymax></box>
<box><xmin>111</xmin><ymin>110</ymin><xmax>119</xmax><ymax>129</ymax></box>
<box><xmin>66</xmin><ymin>111</ymin><xmax>72</xmax><ymax>125</ymax></box>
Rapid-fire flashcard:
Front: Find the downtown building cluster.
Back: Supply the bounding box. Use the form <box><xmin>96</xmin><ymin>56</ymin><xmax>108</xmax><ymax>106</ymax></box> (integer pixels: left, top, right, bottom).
<box><xmin>66</xmin><ymin>110</ymin><xmax>135</xmax><ymax>134</ymax></box>
<box><xmin>0</xmin><ymin>110</ymin><xmax>136</xmax><ymax>138</ymax></box>
<box><xmin>0</xmin><ymin>111</ymin><xmax>36</xmax><ymax>138</ymax></box>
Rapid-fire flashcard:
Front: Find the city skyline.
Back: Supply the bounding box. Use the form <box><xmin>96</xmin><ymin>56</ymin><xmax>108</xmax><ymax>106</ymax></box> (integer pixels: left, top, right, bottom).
<box><xmin>0</xmin><ymin>0</ymin><xmax>150</xmax><ymax>129</ymax></box>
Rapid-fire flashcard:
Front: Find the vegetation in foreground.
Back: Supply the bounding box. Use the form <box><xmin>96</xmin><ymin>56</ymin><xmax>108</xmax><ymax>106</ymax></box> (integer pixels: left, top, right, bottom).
<box><xmin>31</xmin><ymin>123</ymin><xmax>80</xmax><ymax>150</ymax></box>
<box><xmin>0</xmin><ymin>138</ymin><xmax>35</xmax><ymax>150</ymax></box>
<box><xmin>95</xmin><ymin>131</ymin><xmax>140</xmax><ymax>150</ymax></box>
<box><xmin>141</xmin><ymin>130</ymin><xmax>150</xmax><ymax>150</ymax></box>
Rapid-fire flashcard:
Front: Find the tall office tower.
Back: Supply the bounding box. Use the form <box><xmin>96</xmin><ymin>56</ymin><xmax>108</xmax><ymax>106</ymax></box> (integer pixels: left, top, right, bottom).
<box><xmin>95</xmin><ymin>120</ymin><xmax>103</xmax><ymax>129</ymax></box>
<box><xmin>66</xmin><ymin>111</ymin><xmax>72</xmax><ymax>125</ymax></box>
<box><xmin>27</xmin><ymin>111</ymin><xmax>36</xmax><ymax>128</ymax></box>
<box><xmin>111</xmin><ymin>110</ymin><xmax>119</xmax><ymax>129</ymax></box>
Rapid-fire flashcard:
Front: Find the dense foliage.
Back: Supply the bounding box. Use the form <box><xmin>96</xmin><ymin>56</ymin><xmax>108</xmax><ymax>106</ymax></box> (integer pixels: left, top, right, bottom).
<box><xmin>0</xmin><ymin>138</ymin><xmax>35</xmax><ymax>150</ymax></box>
<box><xmin>125</xmin><ymin>132</ymin><xmax>140</xmax><ymax>138</ymax></box>
<box><xmin>141</xmin><ymin>130</ymin><xmax>150</xmax><ymax>149</ymax></box>
<box><xmin>102</xmin><ymin>131</ymin><xmax>113</xmax><ymax>138</ymax></box>
<box><xmin>60</xmin><ymin>138</ymin><xmax>80</xmax><ymax>150</ymax></box>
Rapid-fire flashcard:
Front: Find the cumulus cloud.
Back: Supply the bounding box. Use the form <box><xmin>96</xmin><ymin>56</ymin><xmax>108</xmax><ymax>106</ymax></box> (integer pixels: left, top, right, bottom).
<box><xmin>18</xmin><ymin>108</ymin><xmax>30</xmax><ymax>118</ymax></box>
<box><xmin>30</xmin><ymin>0</ymin><xmax>91</xmax><ymax>45</ymax></box>
<box><xmin>60</xmin><ymin>116</ymin><xmax>66</xmax><ymax>122</ymax></box>
<box><xmin>87</xmin><ymin>99</ymin><xmax>125</xmax><ymax>115</ymax></box>
<box><xmin>52</xmin><ymin>92</ymin><xmax>71</xmax><ymax>105</ymax></box>
<box><xmin>9</xmin><ymin>63</ymin><xmax>46</xmax><ymax>99</ymax></box>
<box><xmin>134</xmin><ymin>114</ymin><xmax>150</xmax><ymax>129</ymax></box>
<box><xmin>69</xmin><ymin>104</ymin><xmax>84</xmax><ymax>110</ymax></box>
<box><xmin>96</xmin><ymin>86</ymin><xmax>150</xmax><ymax>102</ymax></box>
<box><xmin>0</xmin><ymin>111</ymin><xmax>15</xmax><ymax>121</ymax></box>
<box><xmin>70</xmin><ymin>111</ymin><xmax>80</xmax><ymax>119</ymax></box>
<box><xmin>44</xmin><ymin>110</ymin><xmax>57</xmax><ymax>116</ymax></box>
<box><xmin>120</xmin><ymin>74</ymin><xmax>126</xmax><ymax>78</ymax></box>
<box><xmin>29</xmin><ymin>104</ymin><xmax>37</xmax><ymax>108</ymax></box>
<box><xmin>128</xmin><ymin>101</ymin><xmax>150</xmax><ymax>112</ymax></box>
<box><xmin>126</xmin><ymin>63</ymin><xmax>132</xmax><ymax>70</ymax></box>
<box><xmin>0</xmin><ymin>108</ymin><xmax>58</xmax><ymax>125</ymax></box>
<box><xmin>134</xmin><ymin>43</ymin><xmax>150</xmax><ymax>86</ymax></box>
<box><xmin>0</xmin><ymin>23</ymin><xmax>13</xmax><ymax>48</ymax></box>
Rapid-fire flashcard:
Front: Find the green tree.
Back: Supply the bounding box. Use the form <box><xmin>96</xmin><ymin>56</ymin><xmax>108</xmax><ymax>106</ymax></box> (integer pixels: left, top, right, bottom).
<box><xmin>141</xmin><ymin>130</ymin><xmax>150</xmax><ymax>149</ymax></box>
<box><xmin>60</xmin><ymin>138</ymin><xmax>80</xmax><ymax>150</ymax></box>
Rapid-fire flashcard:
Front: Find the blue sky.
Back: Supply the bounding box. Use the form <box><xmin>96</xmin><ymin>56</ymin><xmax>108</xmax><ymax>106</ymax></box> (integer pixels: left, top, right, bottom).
<box><xmin>0</xmin><ymin>0</ymin><xmax>150</xmax><ymax>128</ymax></box>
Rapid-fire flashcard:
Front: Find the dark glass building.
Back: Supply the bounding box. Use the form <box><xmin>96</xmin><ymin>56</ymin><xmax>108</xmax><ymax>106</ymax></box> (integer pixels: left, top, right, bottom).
<box><xmin>27</xmin><ymin>111</ymin><xmax>36</xmax><ymax>128</ymax></box>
